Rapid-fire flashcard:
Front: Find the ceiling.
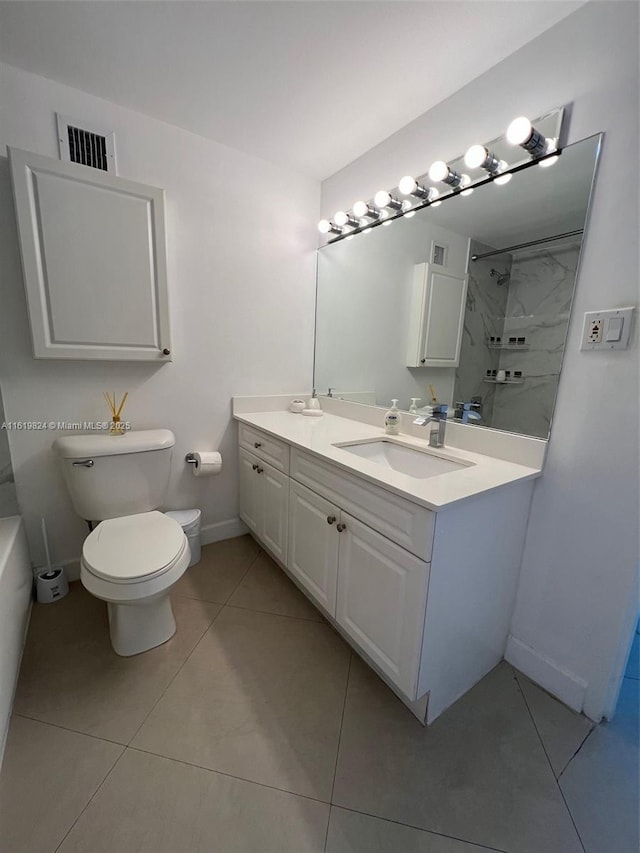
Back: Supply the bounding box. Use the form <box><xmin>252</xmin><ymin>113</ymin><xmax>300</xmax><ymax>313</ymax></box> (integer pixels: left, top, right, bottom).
<box><xmin>0</xmin><ymin>1</ymin><xmax>584</xmax><ymax>180</ymax></box>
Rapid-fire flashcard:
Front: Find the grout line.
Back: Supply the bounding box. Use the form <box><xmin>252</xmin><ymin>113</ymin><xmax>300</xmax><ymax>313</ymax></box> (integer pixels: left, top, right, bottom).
<box><xmin>556</xmin><ymin>726</ymin><xmax>596</xmax><ymax>780</ymax></box>
<box><xmin>126</xmin><ymin>744</ymin><xmax>332</xmax><ymax>807</ymax></box>
<box><xmin>324</xmin><ymin>652</ymin><xmax>353</xmax><ymax>852</ymax></box>
<box><xmin>327</xmin><ymin>805</ymin><xmax>511</xmax><ymax>853</ymax></box>
<box><xmin>13</xmin><ymin>713</ymin><xmax>127</xmax><ymax>748</ymax></box>
<box><xmin>53</xmin><ymin>743</ymin><xmax>127</xmax><ymax>853</ymax></box>
<box><xmin>125</xmin><ymin>600</ymin><xmax>226</xmax><ymax>747</ymax></box>
<box><xmin>512</xmin><ymin>668</ymin><xmax>587</xmax><ymax>853</ymax></box>
<box><xmin>223</xmin><ymin>601</ymin><xmax>327</xmax><ymax>625</ymax></box>
<box><xmin>124</xmin><ymin>548</ymin><xmax>262</xmax><ymax>747</ymax></box>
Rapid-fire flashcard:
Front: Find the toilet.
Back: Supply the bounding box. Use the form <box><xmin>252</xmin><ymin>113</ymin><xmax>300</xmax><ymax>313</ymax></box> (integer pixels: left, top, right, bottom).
<box><xmin>52</xmin><ymin>429</ymin><xmax>191</xmax><ymax>656</ymax></box>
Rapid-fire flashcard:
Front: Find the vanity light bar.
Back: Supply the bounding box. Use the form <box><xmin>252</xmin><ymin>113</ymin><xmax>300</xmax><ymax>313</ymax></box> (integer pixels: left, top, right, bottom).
<box><xmin>317</xmin><ymin>111</ymin><xmax>563</xmax><ymax>242</ymax></box>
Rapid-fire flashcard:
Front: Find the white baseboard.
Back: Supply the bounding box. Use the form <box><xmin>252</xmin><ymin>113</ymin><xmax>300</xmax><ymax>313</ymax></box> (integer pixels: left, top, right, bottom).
<box><xmin>505</xmin><ymin>635</ymin><xmax>588</xmax><ymax>713</ymax></box>
<box><xmin>201</xmin><ymin>517</ymin><xmax>248</xmax><ymax>546</ymax></box>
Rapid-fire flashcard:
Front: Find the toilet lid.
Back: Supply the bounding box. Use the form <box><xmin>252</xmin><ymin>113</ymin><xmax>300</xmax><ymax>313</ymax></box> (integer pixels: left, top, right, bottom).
<box><xmin>83</xmin><ymin>511</ymin><xmax>186</xmax><ymax>583</ymax></box>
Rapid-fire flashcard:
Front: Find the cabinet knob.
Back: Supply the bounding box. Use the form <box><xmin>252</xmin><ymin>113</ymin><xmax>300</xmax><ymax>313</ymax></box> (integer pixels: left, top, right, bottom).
<box><xmin>420</xmin><ymin>358</ymin><xmax>426</xmax><ymax>364</ymax></box>
<box><xmin>252</xmin><ymin>464</ymin><xmax>258</xmax><ymax>471</ymax></box>
<box><xmin>257</xmin><ymin>467</ymin><xmax>264</xmax><ymax>474</ymax></box>
<box><xmin>327</xmin><ymin>515</ymin><xmax>336</xmax><ymax>525</ymax></box>
<box><xmin>162</xmin><ymin>348</ymin><xmax>171</xmax><ymax>356</ymax></box>
<box><xmin>336</xmin><ymin>523</ymin><xmax>347</xmax><ymax>532</ymax></box>
<box><xmin>254</xmin><ymin>442</ymin><xmax>262</xmax><ymax>448</ymax></box>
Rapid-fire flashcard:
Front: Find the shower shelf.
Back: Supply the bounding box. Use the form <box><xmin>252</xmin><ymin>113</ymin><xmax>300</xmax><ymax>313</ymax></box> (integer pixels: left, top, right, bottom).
<box><xmin>483</xmin><ymin>377</ymin><xmax>525</xmax><ymax>385</ymax></box>
<box><xmin>487</xmin><ymin>343</ymin><xmax>530</xmax><ymax>350</ymax></box>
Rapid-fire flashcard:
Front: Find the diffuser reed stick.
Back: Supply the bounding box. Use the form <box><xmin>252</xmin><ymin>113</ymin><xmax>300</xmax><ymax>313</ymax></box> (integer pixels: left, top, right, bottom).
<box><xmin>104</xmin><ymin>391</ymin><xmax>128</xmax><ymax>435</ymax></box>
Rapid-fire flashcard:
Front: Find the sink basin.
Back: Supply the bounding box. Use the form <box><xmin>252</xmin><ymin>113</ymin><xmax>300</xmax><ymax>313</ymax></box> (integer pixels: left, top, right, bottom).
<box><xmin>335</xmin><ymin>440</ymin><xmax>471</xmax><ymax>479</ymax></box>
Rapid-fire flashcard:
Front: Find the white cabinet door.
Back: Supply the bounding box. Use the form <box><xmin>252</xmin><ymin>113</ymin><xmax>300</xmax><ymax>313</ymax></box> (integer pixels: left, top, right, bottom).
<box><xmin>8</xmin><ymin>147</ymin><xmax>172</xmax><ymax>362</ymax></box>
<box><xmin>337</xmin><ymin>513</ymin><xmax>430</xmax><ymax>698</ymax></box>
<box><xmin>406</xmin><ymin>262</ymin><xmax>468</xmax><ymax>368</ymax></box>
<box><xmin>260</xmin><ymin>462</ymin><xmax>289</xmax><ymax>566</ymax></box>
<box><xmin>288</xmin><ymin>480</ymin><xmax>340</xmax><ymax>615</ymax></box>
<box><xmin>239</xmin><ymin>448</ymin><xmax>261</xmax><ymax>535</ymax></box>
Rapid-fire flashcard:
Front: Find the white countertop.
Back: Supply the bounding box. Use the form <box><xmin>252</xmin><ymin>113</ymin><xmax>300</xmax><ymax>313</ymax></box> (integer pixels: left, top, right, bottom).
<box><xmin>234</xmin><ymin>410</ymin><xmax>541</xmax><ymax>511</ymax></box>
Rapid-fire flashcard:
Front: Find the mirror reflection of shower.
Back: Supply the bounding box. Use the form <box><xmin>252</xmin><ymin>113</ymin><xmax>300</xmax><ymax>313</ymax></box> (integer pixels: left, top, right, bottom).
<box><xmin>490</xmin><ymin>268</ymin><xmax>511</xmax><ymax>286</ymax></box>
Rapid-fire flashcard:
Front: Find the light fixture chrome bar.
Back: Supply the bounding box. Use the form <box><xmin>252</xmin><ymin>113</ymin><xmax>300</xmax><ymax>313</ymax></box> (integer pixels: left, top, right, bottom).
<box><xmin>470</xmin><ymin>229</ymin><xmax>584</xmax><ymax>261</ymax></box>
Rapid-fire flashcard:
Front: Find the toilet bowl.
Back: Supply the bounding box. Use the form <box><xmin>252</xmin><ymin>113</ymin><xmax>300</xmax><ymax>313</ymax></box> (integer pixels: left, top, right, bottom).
<box><xmin>81</xmin><ymin>511</ymin><xmax>191</xmax><ymax>656</ymax></box>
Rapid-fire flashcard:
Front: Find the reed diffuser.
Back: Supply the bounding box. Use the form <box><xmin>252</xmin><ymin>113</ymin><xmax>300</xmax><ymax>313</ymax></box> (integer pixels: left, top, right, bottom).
<box><xmin>103</xmin><ymin>391</ymin><xmax>128</xmax><ymax>435</ymax></box>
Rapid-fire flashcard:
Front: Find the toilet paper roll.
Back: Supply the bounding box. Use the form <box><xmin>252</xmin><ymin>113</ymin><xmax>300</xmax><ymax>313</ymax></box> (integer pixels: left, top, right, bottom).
<box><xmin>192</xmin><ymin>451</ymin><xmax>222</xmax><ymax>477</ymax></box>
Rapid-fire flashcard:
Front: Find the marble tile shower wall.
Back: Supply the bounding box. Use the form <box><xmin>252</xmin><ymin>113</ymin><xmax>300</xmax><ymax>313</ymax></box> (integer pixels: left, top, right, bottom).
<box><xmin>454</xmin><ymin>240</ymin><xmax>512</xmax><ymax>425</ymax></box>
<box><xmin>0</xmin><ymin>387</ymin><xmax>18</xmax><ymax>517</ymax></box>
<box><xmin>492</xmin><ymin>242</ymin><xmax>581</xmax><ymax>438</ymax></box>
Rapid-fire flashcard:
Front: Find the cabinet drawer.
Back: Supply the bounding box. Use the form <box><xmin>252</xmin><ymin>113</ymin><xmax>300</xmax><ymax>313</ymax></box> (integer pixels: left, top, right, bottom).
<box><xmin>239</xmin><ymin>424</ymin><xmax>290</xmax><ymax>474</ymax></box>
<box><xmin>291</xmin><ymin>448</ymin><xmax>435</xmax><ymax>561</ymax></box>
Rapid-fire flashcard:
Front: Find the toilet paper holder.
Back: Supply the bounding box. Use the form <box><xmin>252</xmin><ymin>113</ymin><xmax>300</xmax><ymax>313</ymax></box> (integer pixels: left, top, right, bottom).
<box><xmin>185</xmin><ymin>453</ymin><xmax>197</xmax><ymax>464</ymax></box>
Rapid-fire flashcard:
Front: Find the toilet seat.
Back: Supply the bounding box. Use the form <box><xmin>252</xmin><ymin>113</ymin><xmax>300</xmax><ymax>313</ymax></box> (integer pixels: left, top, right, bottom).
<box><xmin>83</xmin><ymin>511</ymin><xmax>187</xmax><ymax>583</ymax></box>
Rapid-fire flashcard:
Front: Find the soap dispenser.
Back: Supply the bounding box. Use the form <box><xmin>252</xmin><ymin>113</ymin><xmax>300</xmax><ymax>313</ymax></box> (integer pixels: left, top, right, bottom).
<box><xmin>385</xmin><ymin>399</ymin><xmax>401</xmax><ymax>435</ymax></box>
<box><xmin>409</xmin><ymin>398</ymin><xmax>421</xmax><ymax>415</ymax></box>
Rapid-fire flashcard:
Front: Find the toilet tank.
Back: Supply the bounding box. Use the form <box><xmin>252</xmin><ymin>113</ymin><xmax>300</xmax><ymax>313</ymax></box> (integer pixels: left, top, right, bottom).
<box><xmin>52</xmin><ymin>429</ymin><xmax>175</xmax><ymax>521</ymax></box>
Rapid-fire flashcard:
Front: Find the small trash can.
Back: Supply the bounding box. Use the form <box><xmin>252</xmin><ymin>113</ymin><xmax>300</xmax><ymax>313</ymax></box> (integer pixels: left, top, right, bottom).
<box><xmin>165</xmin><ymin>508</ymin><xmax>202</xmax><ymax>567</ymax></box>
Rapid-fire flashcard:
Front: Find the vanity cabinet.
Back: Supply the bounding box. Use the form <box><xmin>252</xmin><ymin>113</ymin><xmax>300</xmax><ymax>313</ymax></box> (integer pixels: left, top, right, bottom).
<box><xmin>8</xmin><ymin>147</ymin><xmax>172</xmax><ymax>362</ymax></box>
<box><xmin>237</xmin><ymin>421</ymin><xmax>534</xmax><ymax>724</ymax></box>
<box><xmin>238</xmin><ymin>448</ymin><xmax>289</xmax><ymax>565</ymax></box>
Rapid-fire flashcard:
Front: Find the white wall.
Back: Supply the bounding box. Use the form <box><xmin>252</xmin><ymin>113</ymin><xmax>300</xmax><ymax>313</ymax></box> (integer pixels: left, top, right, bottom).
<box><xmin>321</xmin><ymin>1</ymin><xmax>639</xmax><ymax>721</ymax></box>
<box><xmin>0</xmin><ymin>62</ymin><xmax>319</xmax><ymax>568</ymax></box>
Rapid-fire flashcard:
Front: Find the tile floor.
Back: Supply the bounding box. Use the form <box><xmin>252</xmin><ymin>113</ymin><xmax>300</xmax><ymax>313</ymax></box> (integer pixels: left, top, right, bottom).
<box><xmin>1</xmin><ymin>536</ymin><xmax>638</xmax><ymax>853</ymax></box>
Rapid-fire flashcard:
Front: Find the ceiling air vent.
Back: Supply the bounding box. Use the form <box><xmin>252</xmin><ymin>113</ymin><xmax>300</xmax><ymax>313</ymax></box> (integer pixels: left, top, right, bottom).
<box><xmin>432</xmin><ymin>242</ymin><xmax>448</xmax><ymax>267</ymax></box>
<box><xmin>56</xmin><ymin>114</ymin><xmax>117</xmax><ymax>174</ymax></box>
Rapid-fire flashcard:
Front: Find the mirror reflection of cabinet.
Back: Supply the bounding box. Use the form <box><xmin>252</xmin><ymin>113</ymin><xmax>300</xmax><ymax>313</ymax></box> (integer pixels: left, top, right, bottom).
<box><xmin>9</xmin><ymin>147</ymin><xmax>172</xmax><ymax>362</ymax></box>
<box><xmin>406</xmin><ymin>261</ymin><xmax>468</xmax><ymax>368</ymax></box>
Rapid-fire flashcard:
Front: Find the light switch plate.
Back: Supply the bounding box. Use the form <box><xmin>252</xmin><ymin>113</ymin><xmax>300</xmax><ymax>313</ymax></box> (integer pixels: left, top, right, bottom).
<box><xmin>580</xmin><ymin>307</ymin><xmax>635</xmax><ymax>351</ymax></box>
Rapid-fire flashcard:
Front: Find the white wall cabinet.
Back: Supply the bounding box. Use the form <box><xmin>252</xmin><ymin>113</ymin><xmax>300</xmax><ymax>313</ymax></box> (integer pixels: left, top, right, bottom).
<box><xmin>239</xmin><ymin>448</ymin><xmax>288</xmax><ymax>566</ymax></box>
<box><xmin>8</xmin><ymin>147</ymin><xmax>172</xmax><ymax>362</ymax></box>
<box><xmin>406</xmin><ymin>262</ymin><xmax>468</xmax><ymax>368</ymax></box>
<box><xmin>238</xmin><ymin>424</ymin><xmax>533</xmax><ymax>724</ymax></box>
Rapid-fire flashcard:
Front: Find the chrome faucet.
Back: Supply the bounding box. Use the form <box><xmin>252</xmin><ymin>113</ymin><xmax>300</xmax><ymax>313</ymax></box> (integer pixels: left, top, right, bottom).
<box><xmin>414</xmin><ymin>404</ymin><xmax>448</xmax><ymax>447</ymax></box>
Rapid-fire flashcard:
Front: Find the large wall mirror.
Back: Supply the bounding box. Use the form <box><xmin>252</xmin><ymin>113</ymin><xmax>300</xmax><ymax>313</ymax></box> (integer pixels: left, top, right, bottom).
<box><xmin>314</xmin><ymin>134</ymin><xmax>601</xmax><ymax>439</ymax></box>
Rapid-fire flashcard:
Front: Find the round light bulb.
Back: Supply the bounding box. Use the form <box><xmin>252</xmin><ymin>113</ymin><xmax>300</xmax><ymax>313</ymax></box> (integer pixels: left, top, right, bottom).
<box><xmin>428</xmin><ymin>160</ymin><xmax>449</xmax><ymax>183</ymax></box>
<box><xmin>352</xmin><ymin>200</ymin><xmax>368</xmax><ymax>218</ymax></box>
<box><xmin>334</xmin><ymin>211</ymin><xmax>348</xmax><ymax>227</ymax></box>
<box><xmin>374</xmin><ymin>190</ymin><xmax>391</xmax><ymax>209</ymax></box>
<box><xmin>507</xmin><ymin>116</ymin><xmax>533</xmax><ymax>146</ymax></box>
<box><xmin>398</xmin><ymin>175</ymin><xmax>418</xmax><ymax>195</ymax></box>
<box><xmin>379</xmin><ymin>208</ymin><xmax>389</xmax><ymax>220</ymax></box>
<box><xmin>318</xmin><ymin>219</ymin><xmax>332</xmax><ymax>234</ymax></box>
<box><xmin>464</xmin><ymin>145</ymin><xmax>488</xmax><ymax>170</ymax></box>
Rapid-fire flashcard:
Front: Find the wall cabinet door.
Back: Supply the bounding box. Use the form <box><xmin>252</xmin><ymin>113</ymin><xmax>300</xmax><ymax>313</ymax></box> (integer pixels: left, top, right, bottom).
<box><xmin>336</xmin><ymin>513</ymin><xmax>430</xmax><ymax>698</ymax></box>
<box><xmin>238</xmin><ymin>448</ymin><xmax>288</xmax><ymax>565</ymax></box>
<box><xmin>8</xmin><ymin>147</ymin><xmax>172</xmax><ymax>362</ymax></box>
<box><xmin>288</xmin><ymin>480</ymin><xmax>340</xmax><ymax>615</ymax></box>
<box><xmin>406</xmin><ymin>262</ymin><xmax>468</xmax><ymax>368</ymax></box>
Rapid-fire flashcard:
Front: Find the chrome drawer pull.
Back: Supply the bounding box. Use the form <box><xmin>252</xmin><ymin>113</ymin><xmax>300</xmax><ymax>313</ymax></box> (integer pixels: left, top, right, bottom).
<box><xmin>336</xmin><ymin>522</ymin><xmax>347</xmax><ymax>532</ymax></box>
<box><xmin>327</xmin><ymin>515</ymin><xmax>336</xmax><ymax>525</ymax></box>
<box><xmin>254</xmin><ymin>442</ymin><xmax>262</xmax><ymax>448</ymax></box>
<box><xmin>72</xmin><ymin>459</ymin><xmax>94</xmax><ymax>468</ymax></box>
